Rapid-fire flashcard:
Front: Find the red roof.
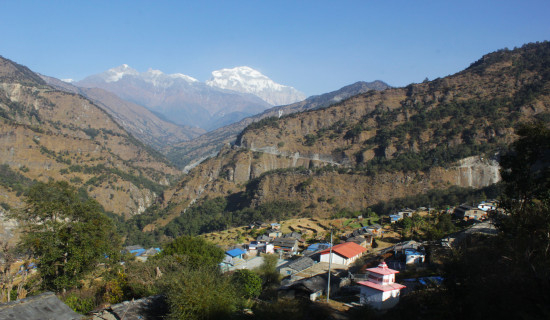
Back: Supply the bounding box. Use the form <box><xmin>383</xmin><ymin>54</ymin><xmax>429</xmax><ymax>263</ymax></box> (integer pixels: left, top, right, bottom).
<box><xmin>319</xmin><ymin>242</ymin><xmax>366</xmax><ymax>259</ymax></box>
<box><xmin>366</xmin><ymin>261</ymin><xmax>400</xmax><ymax>275</ymax></box>
<box><xmin>357</xmin><ymin>280</ymin><xmax>406</xmax><ymax>292</ymax></box>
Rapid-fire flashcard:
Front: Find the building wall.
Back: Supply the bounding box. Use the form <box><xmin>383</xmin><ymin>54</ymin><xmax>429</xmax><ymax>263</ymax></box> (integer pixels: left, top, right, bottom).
<box><xmin>360</xmin><ymin>286</ymin><xmax>402</xmax><ymax>310</ymax></box>
<box><xmin>320</xmin><ymin>253</ymin><xmax>349</xmax><ymax>265</ymax></box>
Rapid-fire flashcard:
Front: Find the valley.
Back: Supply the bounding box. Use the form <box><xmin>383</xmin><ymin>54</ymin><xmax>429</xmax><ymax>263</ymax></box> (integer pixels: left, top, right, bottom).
<box><xmin>1</xmin><ymin>1</ymin><xmax>549</xmax><ymax>319</ymax></box>
<box><xmin>127</xmin><ymin>43</ymin><xmax>548</xmax><ymax>244</ymax></box>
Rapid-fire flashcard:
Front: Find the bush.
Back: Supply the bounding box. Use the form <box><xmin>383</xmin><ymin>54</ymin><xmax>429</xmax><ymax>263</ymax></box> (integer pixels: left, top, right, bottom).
<box><xmin>63</xmin><ymin>292</ymin><xmax>96</xmax><ymax>314</ymax></box>
<box><xmin>231</xmin><ymin>269</ymin><xmax>262</xmax><ymax>299</ymax></box>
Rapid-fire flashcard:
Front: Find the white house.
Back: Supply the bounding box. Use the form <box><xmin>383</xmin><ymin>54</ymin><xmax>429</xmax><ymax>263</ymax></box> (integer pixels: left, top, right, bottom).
<box><xmin>404</xmin><ymin>249</ymin><xmax>425</xmax><ymax>264</ymax></box>
<box><xmin>478</xmin><ymin>202</ymin><xmax>497</xmax><ymax>211</ymax></box>
<box><xmin>358</xmin><ymin>261</ymin><xmax>406</xmax><ymax>310</ymax></box>
<box><xmin>319</xmin><ymin>242</ymin><xmax>366</xmax><ymax>266</ymax></box>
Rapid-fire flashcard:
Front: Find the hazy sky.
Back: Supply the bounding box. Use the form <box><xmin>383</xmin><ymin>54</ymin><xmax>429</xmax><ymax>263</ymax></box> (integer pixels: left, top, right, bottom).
<box><xmin>1</xmin><ymin>0</ymin><xmax>549</xmax><ymax>96</ymax></box>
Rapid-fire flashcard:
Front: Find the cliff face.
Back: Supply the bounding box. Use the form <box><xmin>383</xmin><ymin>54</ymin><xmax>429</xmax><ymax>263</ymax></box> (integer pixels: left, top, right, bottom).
<box><xmin>0</xmin><ymin>57</ymin><xmax>180</xmax><ymax>219</ymax></box>
<box><xmin>156</xmin><ymin>146</ymin><xmax>501</xmax><ymax>227</ymax></box>
<box><xmin>148</xmin><ymin>43</ymin><xmax>549</xmax><ymax>229</ymax></box>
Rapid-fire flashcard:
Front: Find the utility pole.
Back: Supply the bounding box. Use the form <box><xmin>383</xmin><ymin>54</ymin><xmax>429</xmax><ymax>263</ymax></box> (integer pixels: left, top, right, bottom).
<box><xmin>326</xmin><ymin>229</ymin><xmax>333</xmax><ymax>303</ymax></box>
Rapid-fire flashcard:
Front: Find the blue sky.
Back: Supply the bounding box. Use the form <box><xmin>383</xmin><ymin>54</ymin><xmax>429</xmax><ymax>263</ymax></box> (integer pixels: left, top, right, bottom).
<box><xmin>1</xmin><ymin>0</ymin><xmax>549</xmax><ymax>96</ymax></box>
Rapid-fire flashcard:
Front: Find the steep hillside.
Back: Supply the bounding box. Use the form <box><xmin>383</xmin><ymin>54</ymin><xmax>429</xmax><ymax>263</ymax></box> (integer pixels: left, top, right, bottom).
<box><xmin>0</xmin><ymin>56</ymin><xmax>180</xmax><ymax>218</ymax></box>
<box><xmin>130</xmin><ymin>42</ymin><xmax>550</xmax><ymax>238</ymax></box>
<box><xmin>40</xmin><ymin>75</ymin><xmax>205</xmax><ymax>150</ymax></box>
<box><xmin>167</xmin><ymin>81</ymin><xmax>391</xmax><ymax>169</ymax></box>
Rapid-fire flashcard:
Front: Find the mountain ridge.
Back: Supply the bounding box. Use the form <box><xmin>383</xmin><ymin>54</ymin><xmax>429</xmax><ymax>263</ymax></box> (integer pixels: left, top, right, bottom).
<box><xmin>135</xmin><ymin>42</ymin><xmax>550</xmax><ymax>236</ymax></box>
<box><xmin>75</xmin><ymin>65</ymin><xmax>303</xmax><ymax>131</ymax></box>
<box><xmin>40</xmin><ymin>74</ymin><xmax>205</xmax><ymax>150</ymax></box>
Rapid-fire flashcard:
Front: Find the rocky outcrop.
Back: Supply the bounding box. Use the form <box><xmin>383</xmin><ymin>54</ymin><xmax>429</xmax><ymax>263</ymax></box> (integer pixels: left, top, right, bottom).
<box><xmin>453</xmin><ymin>156</ymin><xmax>501</xmax><ymax>188</ymax></box>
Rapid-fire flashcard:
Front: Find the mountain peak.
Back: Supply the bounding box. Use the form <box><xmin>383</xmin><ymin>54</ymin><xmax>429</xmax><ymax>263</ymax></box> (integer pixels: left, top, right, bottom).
<box><xmin>206</xmin><ymin>66</ymin><xmax>306</xmax><ymax>106</ymax></box>
<box><xmin>102</xmin><ymin>64</ymin><xmax>139</xmax><ymax>83</ymax></box>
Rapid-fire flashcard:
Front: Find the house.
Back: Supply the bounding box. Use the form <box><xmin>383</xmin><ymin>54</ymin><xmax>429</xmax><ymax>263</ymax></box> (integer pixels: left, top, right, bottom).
<box><xmin>124</xmin><ymin>245</ymin><xmax>146</xmax><ymax>257</ymax></box>
<box><xmin>398</xmin><ymin>208</ymin><xmax>415</xmax><ymax>217</ymax></box>
<box><xmin>248</xmin><ymin>241</ymin><xmax>274</xmax><ymax>256</ymax></box>
<box><xmin>404</xmin><ymin>249</ymin><xmax>425</xmax><ymax>264</ymax></box>
<box><xmin>346</xmin><ymin>236</ymin><xmax>371</xmax><ymax>248</ymax></box>
<box><xmin>278</xmin><ymin>256</ymin><xmax>315</xmax><ymax>276</ymax></box>
<box><xmin>249</xmin><ymin>221</ymin><xmax>267</xmax><ymax>229</ymax></box>
<box><xmin>389</xmin><ymin>214</ymin><xmax>402</xmax><ymax>223</ymax></box>
<box><xmin>364</xmin><ymin>224</ymin><xmax>383</xmax><ymax>237</ymax></box>
<box><xmin>246</xmin><ymin>241</ymin><xmax>259</xmax><ymax>256</ymax></box>
<box><xmin>247</xmin><ymin>241</ymin><xmax>259</xmax><ymax>251</ymax></box>
<box><xmin>454</xmin><ymin>205</ymin><xmax>487</xmax><ymax>220</ymax></box>
<box><xmin>260</xmin><ymin>243</ymin><xmax>275</xmax><ymax>254</ymax></box>
<box><xmin>319</xmin><ymin>242</ymin><xmax>366</xmax><ymax>266</ymax></box>
<box><xmin>226</xmin><ymin>248</ymin><xmax>246</xmax><ymax>260</ymax></box>
<box><xmin>393</xmin><ymin>240</ymin><xmax>425</xmax><ymax>265</ymax></box>
<box><xmin>478</xmin><ymin>201</ymin><xmax>497</xmax><ymax>211</ymax></box>
<box><xmin>273</xmin><ymin>237</ymin><xmax>299</xmax><ymax>254</ymax></box>
<box><xmin>135</xmin><ymin>247</ymin><xmax>161</xmax><ymax>262</ymax></box>
<box><xmin>256</xmin><ymin>234</ymin><xmax>271</xmax><ymax>243</ymax></box>
<box><xmin>304</xmin><ymin>243</ymin><xmax>331</xmax><ymax>253</ymax></box>
<box><xmin>350</xmin><ymin>228</ymin><xmax>368</xmax><ymax>238</ymax></box>
<box><xmin>271</xmin><ymin>223</ymin><xmax>281</xmax><ymax>230</ymax></box>
<box><xmin>358</xmin><ymin>261</ymin><xmax>406</xmax><ymax>310</ymax></box>
<box><xmin>266</xmin><ymin>229</ymin><xmax>283</xmax><ymax>239</ymax></box>
<box><xmin>0</xmin><ymin>291</ymin><xmax>82</xmax><ymax>320</ymax></box>
<box><xmin>279</xmin><ymin>273</ymin><xmax>345</xmax><ymax>302</ymax></box>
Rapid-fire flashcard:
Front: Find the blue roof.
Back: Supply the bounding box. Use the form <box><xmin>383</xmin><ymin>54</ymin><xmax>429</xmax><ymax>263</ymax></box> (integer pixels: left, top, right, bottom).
<box><xmin>405</xmin><ymin>249</ymin><xmax>423</xmax><ymax>255</ymax></box>
<box><xmin>130</xmin><ymin>248</ymin><xmax>146</xmax><ymax>256</ymax></box>
<box><xmin>306</xmin><ymin>243</ymin><xmax>331</xmax><ymax>251</ymax></box>
<box><xmin>226</xmin><ymin>248</ymin><xmax>246</xmax><ymax>257</ymax></box>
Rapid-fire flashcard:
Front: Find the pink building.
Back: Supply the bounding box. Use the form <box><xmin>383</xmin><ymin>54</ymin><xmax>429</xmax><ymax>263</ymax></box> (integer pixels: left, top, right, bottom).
<box><xmin>357</xmin><ymin>261</ymin><xmax>406</xmax><ymax>310</ymax></box>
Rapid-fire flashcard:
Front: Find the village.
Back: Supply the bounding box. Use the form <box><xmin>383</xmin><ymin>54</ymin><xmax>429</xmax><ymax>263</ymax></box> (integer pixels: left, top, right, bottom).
<box><xmin>121</xmin><ymin>199</ymin><xmax>499</xmax><ymax>312</ymax></box>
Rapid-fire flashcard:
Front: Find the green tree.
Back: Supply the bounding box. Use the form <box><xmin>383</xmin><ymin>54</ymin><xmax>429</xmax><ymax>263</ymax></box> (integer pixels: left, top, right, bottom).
<box><xmin>159</xmin><ymin>235</ymin><xmax>224</xmax><ymax>268</ymax></box>
<box><xmin>164</xmin><ymin>266</ymin><xmax>238</xmax><ymax>320</ymax></box>
<box><xmin>17</xmin><ymin>181</ymin><xmax>120</xmax><ymax>292</ymax></box>
<box><xmin>255</xmin><ymin>254</ymin><xmax>280</xmax><ymax>287</ymax></box>
<box><xmin>496</xmin><ymin>121</ymin><xmax>550</xmax><ymax>291</ymax></box>
<box><xmin>231</xmin><ymin>269</ymin><xmax>262</xmax><ymax>299</ymax></box>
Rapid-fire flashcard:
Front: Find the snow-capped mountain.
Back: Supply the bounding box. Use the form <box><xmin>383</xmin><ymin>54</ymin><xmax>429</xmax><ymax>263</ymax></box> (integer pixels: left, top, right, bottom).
<box><xmin>92</xmin><ymin>64</ymin><xmax>199</xmax><ymax>86</ymax></box>
<box><xmin>206</xmin><ymin>66</ymin><xmax>306</xmax><ymax>106</ymax></box>
<box><xmin>76</xmin><ymin>65</ymin><xmax>272</xmax><ymax>130</ymax></box>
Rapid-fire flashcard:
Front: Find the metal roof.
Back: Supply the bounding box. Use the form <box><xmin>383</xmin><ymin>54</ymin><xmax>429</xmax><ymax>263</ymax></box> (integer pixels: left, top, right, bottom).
<box><xmin>357</xmin><ymin>280</ymin><xmax>406</xmax><ymax>292</ymax></box>
<box><xmin>287</xmin><ymin>256</ymin><xmax>315</xmax><ymax>272</ymax></box>
<box><xmin>226</xmin><ymin>248</ymin><xmax>246</xmax><ymax>257</ymax></box>
<box><xmin>0</xmin><ymin>292</ymin><xmax>82</xmax><ymax>320</ymax></box>
<box><xmin>366</xmin><ymin>261</ymin><xmax>400</xmax><ymax>275</ymax></box>
<box><xmin>319</xmin><ymin>242</ymin><xmax>366</xmax><ymax>259</ymax></box>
